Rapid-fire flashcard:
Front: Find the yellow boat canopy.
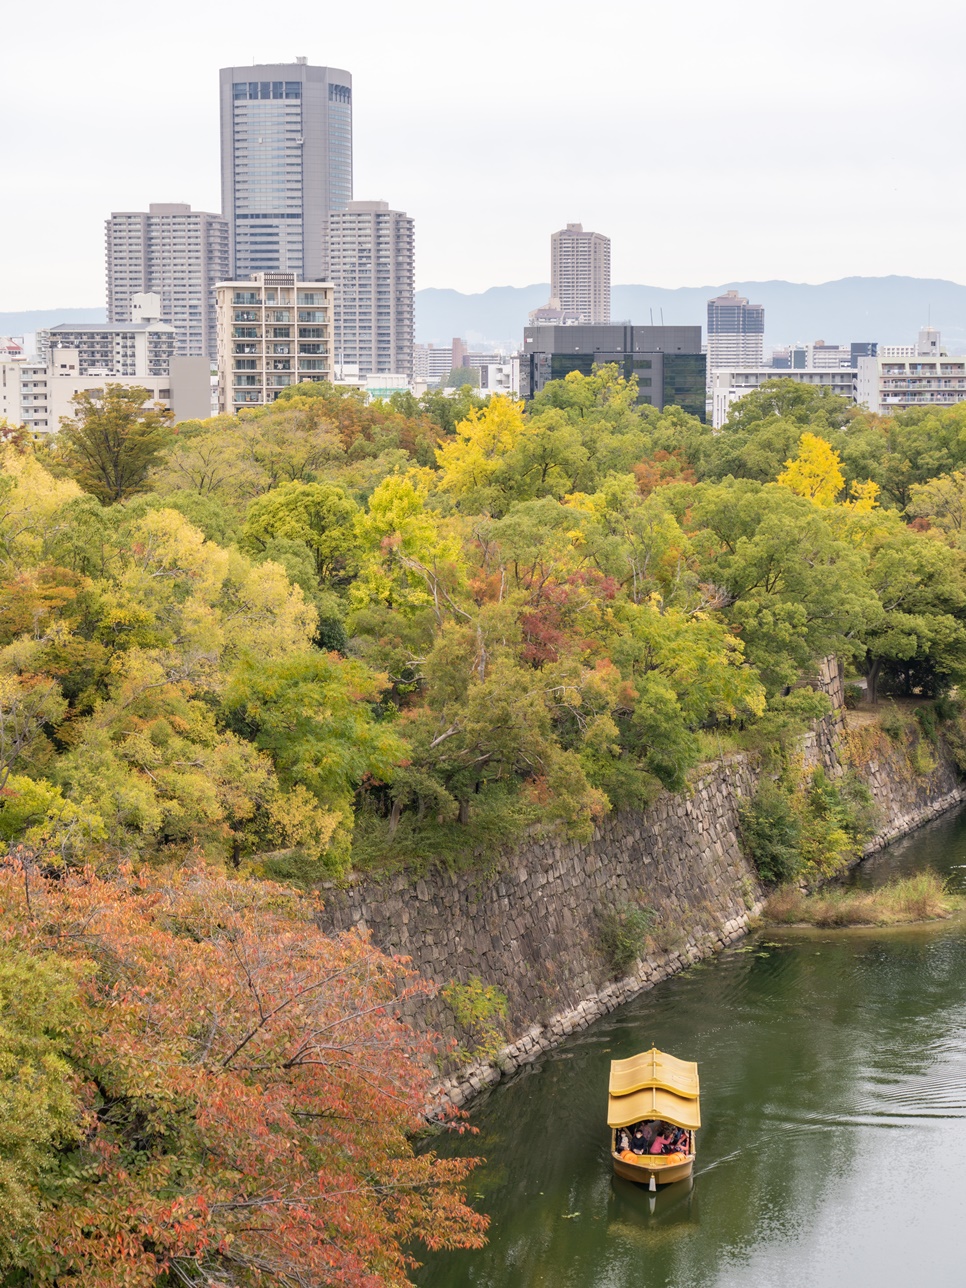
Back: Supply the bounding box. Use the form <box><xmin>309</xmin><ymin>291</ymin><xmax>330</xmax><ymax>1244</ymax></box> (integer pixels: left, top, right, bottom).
<box><xmin>607</xmin><ymin>1047</ymin><xmax>701</xmax><ymax>1131</ymax></box>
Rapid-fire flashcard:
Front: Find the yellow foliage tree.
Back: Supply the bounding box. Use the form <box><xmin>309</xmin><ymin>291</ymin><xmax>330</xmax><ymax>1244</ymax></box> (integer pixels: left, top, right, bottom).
<box><xmin>435</xmin><ymin>396</ymin><xmax>528</xmax><ymax>498</ymax></box>
<box><xmin>777</xmin><ymin>433</ymin><xmax>845</xmax><ymax>506</ymax></box>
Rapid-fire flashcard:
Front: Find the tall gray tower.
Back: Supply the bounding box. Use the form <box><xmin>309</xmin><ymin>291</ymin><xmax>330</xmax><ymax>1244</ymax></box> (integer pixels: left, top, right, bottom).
<box><xmin>219</xmin><ymin>59</ymin><xmax>352</xmax><ymax>280</ymax></box>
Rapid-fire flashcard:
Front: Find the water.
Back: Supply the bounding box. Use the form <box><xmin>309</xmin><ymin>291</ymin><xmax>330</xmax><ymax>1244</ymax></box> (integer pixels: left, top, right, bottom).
<box><xmin>414</xmin><ymin>807</ymin><xmax>966</xmax><ymax>1288</ymax></box>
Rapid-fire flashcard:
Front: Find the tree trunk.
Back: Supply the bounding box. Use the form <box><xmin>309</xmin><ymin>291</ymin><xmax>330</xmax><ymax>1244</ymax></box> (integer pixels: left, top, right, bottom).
<box><xmin>388</xmin><ymin>798</ymin><xmax>402</xmax><ymax>836</ymax></box>
<box><xmin>458</xmin><ymin>798</ymin><xmax>471</xmax><ymax>826</ymax></box>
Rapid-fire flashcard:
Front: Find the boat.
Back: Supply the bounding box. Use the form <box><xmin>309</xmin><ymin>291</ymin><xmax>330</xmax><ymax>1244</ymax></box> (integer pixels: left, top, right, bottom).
<box><xmin>607</xmin><ymin>1046</ymin><xmax>700</xmax><ymax>1190</ymax></box>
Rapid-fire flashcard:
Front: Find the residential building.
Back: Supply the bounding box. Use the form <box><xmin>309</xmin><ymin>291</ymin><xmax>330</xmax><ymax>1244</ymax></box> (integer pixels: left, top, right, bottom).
<box><xmin>706</xmin><ymin>291</ymin><xmax>764</xmax><ymax>380</ymax></box>
<box><xmin>105</xmin><ymin>204</ymin><xmax>229</xmax><ymax>358</ymax></box>
<box><xmin>549</xmin><ymin>224</ymin><xmax>611</xmax><ymax>325</ymax></box>
<box><xmin>219</xmin><ymin>60</ymin><xmax>352</xmax><ymax>280</ymax></box>
<box><xmin>0</xmin><ymin>350</ymin><xmax>210</xmax><ymax>435</ymax></box>
<box><xmin>325</xmin><ymin>201</ymin><xmax>414</xmax><ymax>378</ymax></box>
<box><xmin>477</xmin><ymin>358</ymin><xmax>520</xmax><ymax>397</ymax></box>
<box><xmin>528</xmin><ymin>301</ymin><xmax>581</xmax><ymax>326</ymax></box>
<box><xmin>215</xmin><ymin>272</ymin><xmax>334</xmax><ymax>414</ymax></box>
<box><xmin>521</xmin><ymin>324</ymin><xmax>705</xmax><ymax>419</ymax></box>
<box><xmin>712</xmin><ymin>367</ymin><xmax>857</xmax><ymax>429</ymax></box>
<box><xmin>0</xmin><ymin>338</ymin><xmax>24</xmax><ymax>361</ymax></box>
<box><xmin>38</xmin><ymin>302</ymin><xmax>177</xmax><ymax>377</ymax></box>
<box><xmin>414</xmin><ymin>343</ymin><xmax>455</xmax><ymax>385</ymax></box>
<box><xmin>857</xmin><ymin>331</ymin><xmax>966</xmax><ymax>413</ymax></box>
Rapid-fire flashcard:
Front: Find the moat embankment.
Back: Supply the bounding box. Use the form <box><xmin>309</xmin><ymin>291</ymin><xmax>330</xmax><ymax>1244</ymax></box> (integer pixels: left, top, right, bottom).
<box><xmin>318</xmin><ymin>688</ymin><xmax>965</xmax><ymax>1107</ymax></box>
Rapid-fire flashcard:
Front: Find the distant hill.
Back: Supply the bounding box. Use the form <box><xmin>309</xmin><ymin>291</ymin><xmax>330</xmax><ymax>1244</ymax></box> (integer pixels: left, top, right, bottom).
<box><xmin>416</xmin><ymin>277</ymin><xmax>966</xmax><ymax>353</ymax></box>
<box><xmin>0</xmin><ymin>307</ymin><xmax>106</xmax><ymax>337</ymax></box>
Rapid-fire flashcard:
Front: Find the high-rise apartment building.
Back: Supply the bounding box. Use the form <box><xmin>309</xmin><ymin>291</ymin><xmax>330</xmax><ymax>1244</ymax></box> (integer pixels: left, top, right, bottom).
<box><xmin>326</xmin><ymin>201</ymin><xmax>414</xmax><ymax>378</ymax></box>
<box><xmin>215</xmin><ymin>272</ymin><xmax>334</xmax><ymax>414</ymax></box>
<box><xmin>105</xmin><ymin>204</ymin><xmax>229</xmax><ymax>358</ymax></box>
<box><xmin>706</xmin><ymin>291</ymin><xmax>765</xmax><ymax>376</ymax></box>
<box><xmin>38</xmin><ymin>302</ymin><xmax>177</xmax><ymax>378</ymax></box>
<box><xmin>219</xmin><ymin>60</ymin><xmax>352</xmax><ymax>281</ymax></box>
<box><xmin>550</xmin><ymin>224</ymin><xmax>611</xmax><ymax>325</ymax></box>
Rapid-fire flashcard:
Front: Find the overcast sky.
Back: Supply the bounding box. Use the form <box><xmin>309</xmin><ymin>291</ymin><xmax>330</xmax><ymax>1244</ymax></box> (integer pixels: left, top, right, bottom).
<box><xmin>3</xmin><ymin>0</ymin><xmax>965</xmax><ymax>310</ymax></box>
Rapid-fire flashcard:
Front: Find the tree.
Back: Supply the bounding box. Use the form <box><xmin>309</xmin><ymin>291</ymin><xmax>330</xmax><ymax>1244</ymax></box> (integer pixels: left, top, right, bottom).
<box><xmin>240</xmin><ymin>480</ymin><xmax>358</xmax><ymax>585</ymax></box>
<box><xmin>777</xmin><ymin>433</ymin><xmax>845</xmax><ymax>505</ymax></box>
<box><xmin>0</xmin><ymin>860</ymin><xmax>486</xmax><ymax>1285</ymax></box>
<box><xmin>57</xmin><ymin>385</ymin><xmax>174</xmax><ymax>504</ymax></box>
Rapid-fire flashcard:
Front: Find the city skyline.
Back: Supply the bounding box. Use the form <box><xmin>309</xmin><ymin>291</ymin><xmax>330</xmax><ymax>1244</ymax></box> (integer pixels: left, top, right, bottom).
<box><xmin>3</xmin><ymin>0</ymin><xmax>966</xmax><ymax>310</ymax></box>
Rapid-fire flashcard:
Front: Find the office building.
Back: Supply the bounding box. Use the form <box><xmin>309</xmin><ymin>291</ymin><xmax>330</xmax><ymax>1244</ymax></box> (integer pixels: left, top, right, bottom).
<box><xmin>105</xmin><ymin>204</ymin><xmax>229</xmax><ymax>358</ymax></box>
<box><xmin>858</xmin><ymin>331</ymin><xmax>966</xmax><ymax>413</ymax></box>
<box><xmin>220</xmin><ymin>59</ymin><xmax>352</xmax><ymax>281</ymax></box>
<box><xmin>326</xmin><ymin>201</ymin><xmax>414</xmax><ymax>378</ymax></box>
<box><xmin>0</xmin><ymin>350</ymin><xmax>210</xmax><ymax>435</ymax></box>
<box><xmin>521</xmin><ymin>324</ymin><xmax>705</xmax><ymax>420</ymax></box>
<box><xmin>550</xmin><ymin>224</ymin><xmax>611</xmax><ymax>325</ymax></box>
<box><xmin>38</xmin><ymin>301</ymin><xmax>177</xmax><ymax>377</ymax></box>
<box><xmin>215</xmin><ymin>271</ymin><xmax>335</xmax><ymax>414</ymax></box>
<box><xmin>712</xmin><ymin>368</ymin><xmax>857</xmax><ymax>429</ymax></box>
<box><xmin>706</xmin><ymin>291</ymin><xmax>764</xmax><ymax>378</ymax></box>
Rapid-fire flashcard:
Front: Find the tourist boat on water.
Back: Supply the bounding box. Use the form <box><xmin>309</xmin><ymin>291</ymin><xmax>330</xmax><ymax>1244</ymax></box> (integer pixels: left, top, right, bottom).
<box><xmin>607</xmin><ymin>1046</ymin><xmax>700</xmax><ymax>1189</ymax></box>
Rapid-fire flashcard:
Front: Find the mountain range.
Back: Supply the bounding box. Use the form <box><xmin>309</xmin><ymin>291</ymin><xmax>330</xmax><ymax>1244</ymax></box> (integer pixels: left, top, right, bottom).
<box><xmin>3</xmin><ymin>276</ymin><xmax>965</xmax><ymax>356</ymax></box>
<box><xmin>415</xmin><ymin>276</ymin><xmax>966</xmax><ymax>353</ymax></box>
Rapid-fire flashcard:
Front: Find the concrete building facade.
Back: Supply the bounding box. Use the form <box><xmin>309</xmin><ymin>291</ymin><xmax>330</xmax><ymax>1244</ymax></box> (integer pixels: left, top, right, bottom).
<box><xmin>550</xmin><ymin>224</ymin><xmax>611</xmax><ymax>325</ymax></box>
<box><xmin>219</xmin><ymin>60</ymin><xmax>352</xmax><ymax>281</ymax></box>
<box><xmin>712</xmin><ymin>367</ymin><xmax>857</xmax><ymax>429</ymax></box>
<box><xmin>215</xmin><ymin>272</ymin><xmax>335</xmax><ymax>414</ymax></box>
<box><xmin>706</xmin><ymin>291</ymin><xmax>765</xmax><ymax>379</ymax></box>
<box><xmin>326</xmin><ymin>201</ymin><xmax>414</xmax><ymax>378</ymax></box>
<box><xmin>0</xmin><ymin>351</ymin><xmax>211</xmax><ymax>435</ymax></box>
<box><xmin>521</xmin><ymin>324</ymin><xmax>705</xmax><ymax>419</ymax></box>
<box><xmin>106</xmin><ymin>204</ymin><xmax>229</xmax><ymax>358</ymax></box>
<box><xmin>38</xmin><ymin>305</ymin><xmax>177</xmax><ymax>377</ymax></box>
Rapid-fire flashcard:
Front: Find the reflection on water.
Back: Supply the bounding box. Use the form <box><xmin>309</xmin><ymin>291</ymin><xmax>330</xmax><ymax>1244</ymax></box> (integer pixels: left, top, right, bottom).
<box><xmin>414</xmin><ymin>807</ymin><xmax>966</xmax><ymax>1288</ymax></box>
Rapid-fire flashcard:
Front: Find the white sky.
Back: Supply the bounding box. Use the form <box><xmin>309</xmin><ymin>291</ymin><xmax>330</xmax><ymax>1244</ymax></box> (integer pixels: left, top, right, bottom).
<box><xmin>3</xmin><ymin>0</ymin><xmax>965</xmax><ymax>310</ymax></box>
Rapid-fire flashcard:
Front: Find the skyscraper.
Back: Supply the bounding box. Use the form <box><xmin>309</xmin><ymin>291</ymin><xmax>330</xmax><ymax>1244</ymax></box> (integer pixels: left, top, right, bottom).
<box><xmin>105</xmin><ymin>204</ymin><xmax>229</xmax><ymax>358</ymax></box>
<box><xmin>219</xmin><ymin>59</ymin><xmax>352</xmax><ymax>281</ymax></box>
<box><xmin>550</xmin><ymin>223</ymin><xmax>611</xmax><ymax>325</ymax></box>
<box><xmin>706</xmin><ymin>291</ymin><xmax>765</xmax><ymax>376</ymax></box>
<box><xmin>326</xmin><ymin>201</ymin><xmax>415</xmax><ymax>378</ymax></box>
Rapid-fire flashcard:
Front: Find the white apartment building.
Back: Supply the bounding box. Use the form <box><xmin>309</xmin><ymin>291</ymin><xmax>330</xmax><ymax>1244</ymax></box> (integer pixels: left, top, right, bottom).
<box><xmin>712</xmin><ymin>367</ymin><xmax>857</xmax><ymax>429</ymax></box>
<box><xmin>106</xmin><ymin>204</ymin><xmax>230</xmax><ymax>358</ymax></box>
<box><xmin>477</xmin><ymin>358</ymin><xmax>520</xmax><ymax>397</ymax></box>
<box><xmin>414</xmin><ymin>343</ymin><xmax>455</xmax><ymax>385</ymax></box>
<box><xmin>550</xmin><ymin>224</ymin><xmax>610</xmax><ymax>325</ymax></box>
<box><xmin>216</xmin><ymin>272</ymin><xmax>335</xmax><ymax>414</ymax></box>
<box><xmin>1</xmin><ymin>350</ymin><xmax>211</xmax><ymax>435</ymax></box>
<box><xmin>856</xmin><ymin>329</ymin><xmax>966</xmax><ymax>413</ymax></box>
<box><xmin>326</xmin><ymin>201</ymin><xmax>415</xmax><ymax>379</ymax></box>
<box><xmin>38</xmin><ymin>298</ymin><xmax>177</xmax><ymax>378</ymax></box>
<box><xmin>706</xmin><ymin>291</ymin><xmax>765</xmax><ymax>384</ymax></box>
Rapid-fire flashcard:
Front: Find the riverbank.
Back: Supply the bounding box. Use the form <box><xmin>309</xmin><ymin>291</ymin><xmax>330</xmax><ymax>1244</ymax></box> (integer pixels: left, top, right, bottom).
<box><xmin>764</xmin><ymin>870</ymin><xmax>964</xmax><ymax>927</ymax></box>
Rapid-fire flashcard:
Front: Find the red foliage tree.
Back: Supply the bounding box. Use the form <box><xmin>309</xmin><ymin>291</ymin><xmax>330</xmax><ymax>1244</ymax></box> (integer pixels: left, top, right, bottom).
<box><xmin>1</xmin><ymin>856</ymin><xmax>485</xmax><ymax>1285</ymax></box>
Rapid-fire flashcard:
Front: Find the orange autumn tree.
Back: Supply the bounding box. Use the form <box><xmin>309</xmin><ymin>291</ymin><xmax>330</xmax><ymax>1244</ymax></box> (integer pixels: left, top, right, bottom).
<box><xmin>0</xmin><ymin>856</ymin><xmax>485</xmax><ymax>1286</ymax></box>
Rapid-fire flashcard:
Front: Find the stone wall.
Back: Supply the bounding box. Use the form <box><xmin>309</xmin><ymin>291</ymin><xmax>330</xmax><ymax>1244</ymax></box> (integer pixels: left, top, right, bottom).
<box><xmin>317</xmin><ymin>711</ymin><xmax>964</xmax><ymax>1109</ymax></box>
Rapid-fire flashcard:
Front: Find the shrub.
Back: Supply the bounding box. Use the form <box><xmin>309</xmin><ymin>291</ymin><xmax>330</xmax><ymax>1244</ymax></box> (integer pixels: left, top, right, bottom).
<box><xmin>440</xmin><ymin>975</ymin><xmax>509</xmax><ymax>1063</ymax></box>
<box><xmin>843</xmin><ymin>683</ymin><xmax>864</xmax><ymax>710</ymax></box>
<box><xmin>739</xmin><ymin>781</ymin><xmax>802</xmax><ymax>884</ymax></box>
<box><xmin>596</xmin><ymin>900</ymin><xmax>655</xmax><ymax>976</ymax></box>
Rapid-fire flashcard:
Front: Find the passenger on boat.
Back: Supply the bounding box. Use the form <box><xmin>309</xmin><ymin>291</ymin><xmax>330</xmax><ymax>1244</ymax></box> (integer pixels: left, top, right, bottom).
<box><xmin>648</xmin><ymin>1123</ymin><xmax>675</xmax><ymax>1154</ymax></box>
<box><xmin>630</xmin><ymin>1123</ymin><xmax>653</xmax><ymax>1154</ymax></box>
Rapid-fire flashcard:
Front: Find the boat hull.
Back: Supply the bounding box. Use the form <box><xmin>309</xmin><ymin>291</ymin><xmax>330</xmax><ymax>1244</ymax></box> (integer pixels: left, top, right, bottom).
<box><xmin>611</xmin><ymin>1154</ymin><xmax>694</xmax><ymax>1187</ymax></box>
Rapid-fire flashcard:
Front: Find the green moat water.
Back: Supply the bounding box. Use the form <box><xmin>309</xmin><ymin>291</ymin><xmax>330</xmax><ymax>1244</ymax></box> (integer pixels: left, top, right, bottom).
<box><xmin>415</xmin><ymin>807</ymin><xmax>966</xmax><ymax>1288</ymax></box>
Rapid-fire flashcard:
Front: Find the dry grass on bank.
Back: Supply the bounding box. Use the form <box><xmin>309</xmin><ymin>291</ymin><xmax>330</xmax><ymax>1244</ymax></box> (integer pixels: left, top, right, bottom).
<box><xmin>764</xmin><ymin>871</ymin><xmax>962</xmax><ymax>927</ymax></box>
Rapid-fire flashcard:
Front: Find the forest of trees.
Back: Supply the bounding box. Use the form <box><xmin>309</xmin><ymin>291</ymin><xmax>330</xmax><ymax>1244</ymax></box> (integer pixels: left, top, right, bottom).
<box><xmin>5</xmin><ymin>370</ymin><xmax>966</xmax><ymax>1281</ymax></box>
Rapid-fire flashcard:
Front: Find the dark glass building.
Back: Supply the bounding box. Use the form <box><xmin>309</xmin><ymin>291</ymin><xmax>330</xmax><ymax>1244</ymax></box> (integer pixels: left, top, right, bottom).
<box><xmin>520</xmin><ymin>324</ymin><xmax>706</xmax><ymax>421</ymax></box>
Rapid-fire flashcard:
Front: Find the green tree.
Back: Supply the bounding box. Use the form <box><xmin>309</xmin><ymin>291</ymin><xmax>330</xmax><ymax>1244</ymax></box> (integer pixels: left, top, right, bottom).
<box><xmin>240</xmin><ymin>479</ymin><xmax>359</xmax><ymax>585</ymax></box>
<box><xmin>57</xmin><ymin>385</ymin><xmax>174</xmax><ymax>504</ymax></box>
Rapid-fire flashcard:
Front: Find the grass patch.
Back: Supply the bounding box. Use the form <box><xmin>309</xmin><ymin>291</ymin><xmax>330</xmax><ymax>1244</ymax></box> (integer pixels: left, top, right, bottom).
<box><xmin>763</xmin><ymin>871</ymin><xmax>962</xmax><ymax>927</ymax></box>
